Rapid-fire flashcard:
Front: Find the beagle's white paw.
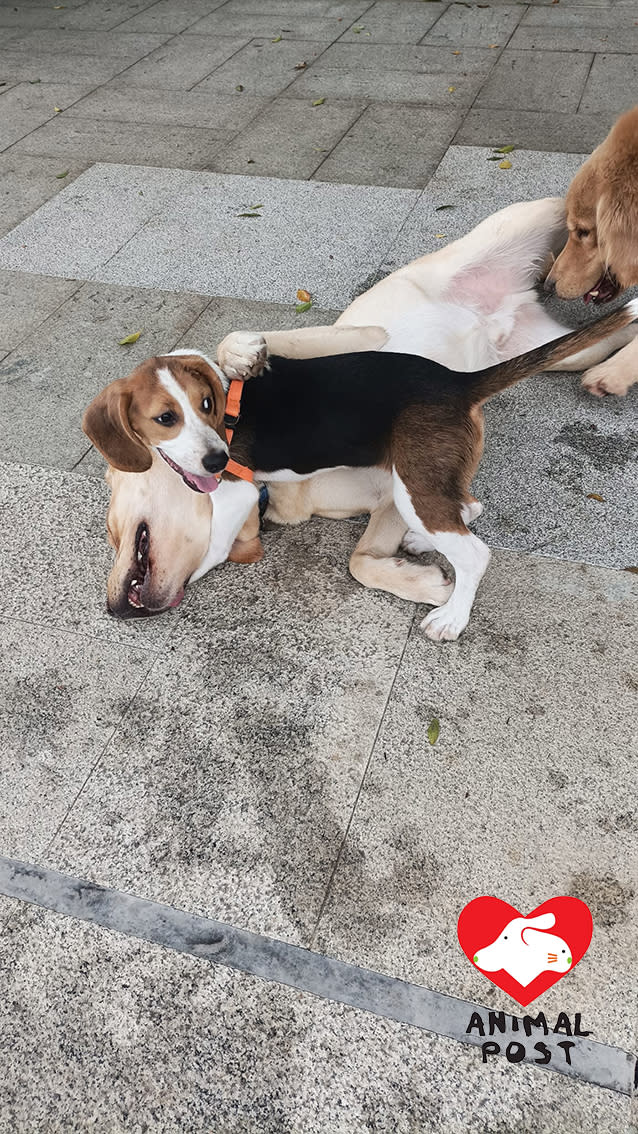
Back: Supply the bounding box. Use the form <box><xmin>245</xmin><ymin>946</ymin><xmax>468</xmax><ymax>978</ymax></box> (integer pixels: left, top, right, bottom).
<box><xmin>217</xmin><ymin>332</ymin><xmax>268</xmax><ymax>380</ymax></box>
<box><xmin>402</xmin><ymin>529</ymin><xmax>435</xmax><ymax>554</ymax></box>
<box><xmin>420</xmin><ymin>603</ymin><xmax>468</xmax><ymax>642</ymax></box>
<box><xmin>582</xmin><ymin>360</ymin><xmax>635</xmax><ymax>397</ymax></box>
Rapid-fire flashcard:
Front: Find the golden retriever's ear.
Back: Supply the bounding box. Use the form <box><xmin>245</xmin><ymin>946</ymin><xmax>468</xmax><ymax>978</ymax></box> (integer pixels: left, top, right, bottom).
<box><xmin>83</xmin><ymin>382</ymin><xmax>151</xmax><ymax>473</ymax></box>
<box><xmin>596</xmin><ymin>194</ymin><xmax>638</xmax><ymax>290</ymax></box>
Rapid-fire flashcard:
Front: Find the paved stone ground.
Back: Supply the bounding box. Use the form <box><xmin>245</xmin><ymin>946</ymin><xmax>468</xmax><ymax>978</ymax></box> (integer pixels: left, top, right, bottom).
<box><xmin>0</xmin><ymin>0</ymin><xmax>637</xmax><ymax>1131</ymax></box>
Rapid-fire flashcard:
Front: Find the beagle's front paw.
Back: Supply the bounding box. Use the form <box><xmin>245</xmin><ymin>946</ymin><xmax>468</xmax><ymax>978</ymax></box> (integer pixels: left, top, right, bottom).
<box><xmin>582</xmin><ymin>360</ymin><xmax>635</xmax><ymax>397</ymax></box>
<box><xmin>217</xmin><ymin>332</ymin><xmax>268</xmax><ymax>380</ymax></box>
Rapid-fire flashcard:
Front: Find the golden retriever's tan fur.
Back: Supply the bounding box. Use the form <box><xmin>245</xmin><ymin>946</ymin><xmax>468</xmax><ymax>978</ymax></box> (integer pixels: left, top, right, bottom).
<box><xmin>546</xmin><ymin>106</ymin><xmax>638</xmax><ymax>396</ymax></box>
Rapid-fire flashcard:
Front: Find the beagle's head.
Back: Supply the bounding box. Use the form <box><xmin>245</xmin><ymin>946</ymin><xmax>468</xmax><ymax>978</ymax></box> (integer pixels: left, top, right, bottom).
<box><xmin>83</xmin><ymin>350</ymin><xmax>230</xmax><ymax>493</ymax></box>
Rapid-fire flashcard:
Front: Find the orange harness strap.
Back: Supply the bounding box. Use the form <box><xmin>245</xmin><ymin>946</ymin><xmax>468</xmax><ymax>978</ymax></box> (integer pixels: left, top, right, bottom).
<box><xmin>221</xmin><ymin>377</ymin><xmax>254</xmax><ymax>482</ymax></box>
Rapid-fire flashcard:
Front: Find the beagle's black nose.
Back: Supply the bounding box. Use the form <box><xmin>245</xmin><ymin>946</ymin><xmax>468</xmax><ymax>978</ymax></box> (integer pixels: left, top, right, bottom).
<box><xmin>202</xmin><ymin>450</ymin><xmax>228</xmax><ymax>473</ymax></box>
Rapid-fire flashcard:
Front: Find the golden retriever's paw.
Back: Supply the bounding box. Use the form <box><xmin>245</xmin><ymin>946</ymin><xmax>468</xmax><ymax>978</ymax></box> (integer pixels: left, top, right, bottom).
<box><xmin>581</xmin><ymin>361</ymin><xmax>634</xmax><ymax>397</ymax></box>
<box><xmin>217</xmin><ymin>332</ymin><xmax>268</xmax><ymax>380</ymax></box>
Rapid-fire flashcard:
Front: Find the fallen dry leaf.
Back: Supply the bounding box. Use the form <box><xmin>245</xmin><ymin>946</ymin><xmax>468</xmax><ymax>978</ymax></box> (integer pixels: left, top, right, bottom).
<box><xmin>54</xmin><ymin>106</ymin><xmax>62</xmax><ymax>112</ymax></box>
<box><xmin>118</xmin><ymin>331</ymin><xmax>142</xmax><ymax>346</ymax></box>
<box><xmin>294</xmin><ymin>61</ymin><xmax>307</xmax><ymax>69</ymax></box>
<box><xmin>623</xmin><ymin>566</ymin><xmax>638</xmax><ymax>574</ymax></box>
<box><xmin>435</xmin><ymin>234</ymin><xmax>446</xmax><ymax>239</ymax></box>
<box><xmin>586</xmin><ymin>493</ymin><xmax>605</xmax><ymax>502</ymax></box>
<box><xmin>499</xmin><ymin>159</ymin><xmax>512</xmax><ymax>169</ymax></box>
<box><xmin>312</xmin><ymin>97</ymin><xmax>326</xmax><ymax>106</ymax></box>
<box><xmin>296</xmin><ymin>288</ymin><xmax>311</xmax><ymax>302</ymax></box>
<box><xmin>428</xmin><ymin>718</ymin><xmax>440</xmax><ymax>746</ymax></box>
<box><xmin>55</xmin><ymin>169</ymin><xmax>69</xmax><ymax>179</ymax></box>
<box><xmin>447</xmin><ymin>86</ymin><xmax>456</xmax><ymax>92</ymax></box>
<box><xmin>235</xmin><ymin>84</ymin><xmax>244</xmax><ymax>92</ymax></box>
<box><xmin>452</xmin><ymin>50</ymin><xmax>461</xmax><ymax>55</ymax></box>
<box><xmin>435</xmin><ymin>204</ymin><xmax>455</xmax><ymax>210</ymax></box>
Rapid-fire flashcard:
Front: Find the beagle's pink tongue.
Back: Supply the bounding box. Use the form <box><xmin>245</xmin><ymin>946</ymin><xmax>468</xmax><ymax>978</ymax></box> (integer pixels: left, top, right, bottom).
<box><xmin>190</xmin><ymin>473</ymin><xmax>220</xmax><ymax>493</ymax></box>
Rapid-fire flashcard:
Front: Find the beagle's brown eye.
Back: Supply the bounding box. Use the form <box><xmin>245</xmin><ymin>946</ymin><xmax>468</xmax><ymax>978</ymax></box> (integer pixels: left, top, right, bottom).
<box><xmin>576</xmin><ymin>227</ymin><xmax>590</xmax><ymax>240</ymax></box>
<box><xmin>155</xmin><ymin>410</ymin><xmax>177</xmax><ymax>427</ymax></box>
<box><xmin>201</xmin><ymin>396</ymin><xmax>212</xmax><ymax>414</ymax></box>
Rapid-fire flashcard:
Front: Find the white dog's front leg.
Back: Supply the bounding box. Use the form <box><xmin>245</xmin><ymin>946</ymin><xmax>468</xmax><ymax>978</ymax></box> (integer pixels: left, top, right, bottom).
<box><xmin>581</xmin><ymin>335</ymin><xmax>638</xmax><ymax>396</ymax></box>
<box><xmin>190</xmin><ymin>479</ymin><xmax>259</xmax><ymax>581</ymax></box>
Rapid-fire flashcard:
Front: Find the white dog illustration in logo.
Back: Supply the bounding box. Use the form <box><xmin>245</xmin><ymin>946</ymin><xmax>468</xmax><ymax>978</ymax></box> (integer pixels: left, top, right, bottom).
<box><xmin>473</xmin><ymin>912</ymin><xmax>573</xmax><ymax>987</ymax></box>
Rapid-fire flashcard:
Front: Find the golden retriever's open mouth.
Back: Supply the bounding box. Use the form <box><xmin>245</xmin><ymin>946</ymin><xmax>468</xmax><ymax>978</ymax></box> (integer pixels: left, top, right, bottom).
<box><xmin>583</xmin><ymin>270</ymin><xmax>620</xmax><ymax>305</ymax></box>
<box><xmin>158</xmin><ymin>448</ymin><xmax>221</xmax><ymax>494</ymax></box>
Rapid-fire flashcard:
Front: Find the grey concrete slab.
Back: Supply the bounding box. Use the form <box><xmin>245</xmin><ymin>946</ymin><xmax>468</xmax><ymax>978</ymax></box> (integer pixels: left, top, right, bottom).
<box><xmin>284</xmin><ymin>65</ymin><xmax>485</xmax><ymax>105</ymax></box>
<box><xmin>0</xmin><ymin>153</ymin><xmax>89</xmax><ymax>239</ymax></box>
<box><xmin>0</xmin><ymin>81</ymin><xmax>96</xmax><ymax>153</ymax></box>
<box><xmin>0</xmin><ymin>619</ymin><xmax>155</xmax><ymax>860</ymax></box>
<box><xmin>173</xmin><ymin>295</ymin><xmax>342</xmax><ymax>350</ymax></box>
<box><xmin>0</xmin><ymin>48</ymin><xmax>136</xmax><ymax>84</ymax></box>
<box><xmin>104</xmin><ymin>0</ymin><xmax>229</xmax><ymax>35</ymax></box>
<box><xmin>510</xmin><ymin>24</ymin><xmax>638</xmax><ymax>53</ymax></box>
<box><xmin>47</xmin><ymin>0</ymin><xmax>162</xmax><ymax>33</ymax></box>
<box><xmin>186</xmin><ymin>3</ymin><xmax>369</xmax><ymax>43</ymax></box>
<box><xmin>0</xmin><ymin>163</ymin><xmax>418</xmax><ymax>307</ymax></box>
<box><xmin>453</xmin><ymin>109</ymin><xmax>619</xmax><ymax>153</ymax></box>
<box><xmin>0</xmin><ymin>902</ymin><xmax>631</xmax><ymax>1132</ymax></box>
<box><xmin>314</xmin><ymin>549</ymin><xmax>638</xmax><ymax>1050</ymax></box>
<box><xmin>208</xmin><ymin>96</ymin><xmax>367</xmax><ymax>180</ymax></box>
<box><xmin>313</xmin><ymin>103</ymin><xmax>464</xmax><ymax>188</ymax></box>
<box><xmin>224</xmin><ymin>0</ymin><xmax>374</xmax><ymax>13</ymax></box>
<box><xmin>0</xmin><ymin>280</ymin><xmax>208</xmax><ymax>468</ymax></box>
<box><xmin>64</xmin><ymin>83</ymin><xmax>268</xmax><ymax>132</ymax></box>
<box><xmin>8</xmin><ymin>115</ymin><xmax>229</xmax><ymax>170</ymax></box>
<box><xmin>423</xmin><ymin>2</ymin><xmax>523</xmax><ymax>47</ymax></box>
<box><xmin>0</xmin><ymin>270</ymin><xmax>80</xmax><ymax>351</ymax></box>
<box><xmin>2</xmin><ymin>28</ymin><xmax>170</xmax><ymax>58</ymax></box>
<box><xmin>0</xmin><ymin>163</ymin><xmax>192</xmax><ymax>276</ymax></box>
<box><xmin>523</xmin><ymin>5</ymin><xmax>638</xmax><ymax>29</ymax></box>
<box><xmin>475</xmin><ymin>49</ymin><xmax>593</xmax><ymax>113</ymax></box>
<box><xmin>314</xmin><ymin>39</ymin><xmax>498</xmax><ymax>74</ymax></box>
<box><xmin>0</xmin><ymin>7</ymin><xmax>86</xmax><ymax>30</ymax></box>
<box><xmin>114</xmin><ymin>32</ymin><xmax>250</xmax><ymax>89</ymax></box>
<box><xmin>193</xmin><ymin>37</ymin><xmax>328</xmax><ymax>97</ymax></box>
<box><xmin>339</xmin><ymin>1</ymin><xmax>443</xmax><ymax>44</ymax></box>
<box><xmin>0</xmin><ymin>460</ymin><xmax>176</xmax><ymax>649</ymax></box>
<box><xmin>45</xmin><ymin>516</ymin><xmax>416</xmax><ymax>942</ymax></box>
<box><xmin>580</xmin><ymin>54</ymin><xmax>638</xmax><ymax>117</ymax></box>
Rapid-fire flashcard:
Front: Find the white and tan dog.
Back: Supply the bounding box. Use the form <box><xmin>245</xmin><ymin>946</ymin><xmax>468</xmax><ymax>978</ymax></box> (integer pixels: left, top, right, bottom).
<box><xmin>97</xmin><ymin>197</ymin><xmax>638</xmax><ymax>629</ymax></box>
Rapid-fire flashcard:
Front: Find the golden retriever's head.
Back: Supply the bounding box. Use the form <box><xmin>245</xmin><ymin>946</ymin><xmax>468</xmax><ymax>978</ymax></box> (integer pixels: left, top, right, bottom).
<box><xmin>546</xmin><ymin>107</ymin><xmax>638</xmax><ymax>303</ymax></box>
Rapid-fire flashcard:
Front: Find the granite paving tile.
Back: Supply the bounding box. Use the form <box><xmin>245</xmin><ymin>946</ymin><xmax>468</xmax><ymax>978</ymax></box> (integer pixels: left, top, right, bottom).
<box><xmin>510</xmin><ymin>25</ymin><xmax>638</xmax><ymax>53</ymax></box>
<box><xmin>579</xmin><ymin>54</ymin><xmax>638</xmax><ymax>117</ymax></box>
<box><xmin>185</xmin><ymin>3</ymin><xmax>369</xmax><ymax>42</ymax></box>
<box><xmin>64</xmin><ymin>83</ymin><xmax>268</xmax><ymax>132</ymax></box>
<box><xmin>0</xmin><ymin>619</ymin><xmax>156</xmax><ymax>861</ymax></box>
<box><xmin>0</xmin><ymin>81</ymin><xmax>97</xmax><ymax>153</ymax></box>
<box><xmin>314</xmin><ymin>549</ymin><xmax>638</xmax><ymax>1050</ymax></box>
<box><xmin>44</xmin><ymin>517</ymin><xmax>416</xmax><ymax>942</ymax></box>
<box><xmin>173</xmin><ymin>295</ymin><xmax>342</xmax><ymax>351</ymax></box>
<box><xmin>221</xmin><ymin>0</ymin><xmax>375</xmax><ymax>14</ymax></box>
<box><xmin>0</xmin><ymin>904</ymin><xmax>630</xmax><ymax>1132</ymax></box>
<box><xmin>0</xmin><ymin>280</ymin><xmax>209</xmax><ymax>468</ymax></box>
<box><xmin>1</xmin><ymin>28</ymin><xmax>170</xmax><ymax>58</ymax></box>
<box><xmin>313</xmin><ymin>40</ymin><xmax>498</xmax><ymax>74</ymax></box>
<box><xmin>313</xmin><ymin>103</ymin><xmax>464</xmax><ymax>188</ymax></box>
<box><xmin>0</xmin><ymin>48</ymin><xmax>136</xmax><ymax>84</ymax></box>
<box><xmin>114</xmin><ymin>32</ymin><xmax>250</xmax><ymax>89</ymax></box>
<box><xmin>523</xmin><ymin>5</ymin><xmax>638</xmax><ymax>29</ymax></box>
<box><xmin>193</xmin><ymin>37</ymin><xmax>328</xmax><ymax>97</ymax></box>
<box><xmin>338</xmin><ymin>1</ymin><xmax>443</xmax><ymax>44</ymax></box>
<box><xmin>8</xmin><ymin>116</ymin><xmax>230</xmax><ymax>170</ymax></box>
<box><xmin>0</xmin><ymin>270</ymin><xmax>80</xmax><ymax>350</ymax></box>
<box><xmin>423</xmin><ymin>2</ymin><xmax>523</xmax><ymax>47</ymax></box>
<box><xmin>45</xmin><ymin>0</ymin><xmax>162</xmax><ymax>32</ymax></box>
<box><xmin>101</xmin><ymin>0</ymin><xmax>229</xmax><ymax>35</ymax></box>
<box><xmin>453</xmin><ymin>109</ymin><xmax>619</xmax><ymax>154</ymax></box>
<box><xmin>208</xmin><ymin>96</ymin><xmax>367</xmax><ymax>180</ymax></box>
<box><xmin>475</xmin><ymin>49</ymin><xmax>593</xmax><ymax>113</ymax></box>
<box><xmin>0</xmin><ymin>7</ymin><xmax>81</xmax><ymax>30</ymax></box>
<box><xmin>283</xmin><ymin>65</ymin><xmax>485</xmax><ymax>105</ymax></box>
<box><xmin>0</xmin><ymin>460</ymin><xmax>177</xmax><ymax>648</ymax></box>
<box><xmin>0</xmin><ymin>153</ymin><xmax>89</xmax><ymax>239</ymax></box>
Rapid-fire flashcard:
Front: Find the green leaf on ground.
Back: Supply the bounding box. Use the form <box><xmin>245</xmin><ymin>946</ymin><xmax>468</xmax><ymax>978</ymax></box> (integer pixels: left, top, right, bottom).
<box><xmin>118</xmin><ymin>331</ymin><xmax>142</xmax><ymax>345</ymax></box>
<box><xmin>272</xmin><ymin>34</ymin><xmax>282</xmax><ymax>42</ymax></box>
<box><xmin>235</xmin><ymin>84</ymin><xmax>244</xmax><ymax>91</ymax></box>
<box><xmin>427</xmin><ymin>718</ymin><xmax>440</xmax><ymax>745</ymax></box>
<box><xmin>295</xmin><ymin>300</ymin><xmax>313</xmax><ymax>313</ymax></box>
<box><xmin>56</xmin><ymin>169</ymin><xmax>69</xmax><ymax>179</ymax></box>
<box><xmin>494</xmin><ymin>144</ymin><xmax>516</xmax><ymax>153</ymax></box>
<box><xmin>435</xmin><ymin>204</ymin><xmax>455</xmax><ymax>210</ymax></box>
<box><xmin>236</xmin><ymin>212</ymin><xmax>261</xmax><ymax>218</ymax></box>
<box><xmin>312</xmin><ymin>97</ymin><xmax>325</xmax><ymax>106</ymax></box>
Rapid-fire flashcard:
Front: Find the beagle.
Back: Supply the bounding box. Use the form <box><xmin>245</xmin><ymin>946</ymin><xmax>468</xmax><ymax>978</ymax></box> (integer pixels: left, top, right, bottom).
<box><xmin>85</xmin><ymin>298</ymin><xmax>638</xmax><ymax>639</ymax></box>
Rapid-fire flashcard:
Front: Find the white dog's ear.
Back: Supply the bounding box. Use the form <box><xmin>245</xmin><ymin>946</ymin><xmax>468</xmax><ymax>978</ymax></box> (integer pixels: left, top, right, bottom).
<box><xmin>523</xmin><ymin>912</ymin><xmax>555</xmax><ymax>931</ymax></box>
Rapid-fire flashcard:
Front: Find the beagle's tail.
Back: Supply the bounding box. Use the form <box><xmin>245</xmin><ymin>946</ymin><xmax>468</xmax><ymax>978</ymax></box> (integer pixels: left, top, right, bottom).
<box><xmin>468</xmin><ymin>297</ymin><xmax>638</xmax><ymax>403</ymax></box>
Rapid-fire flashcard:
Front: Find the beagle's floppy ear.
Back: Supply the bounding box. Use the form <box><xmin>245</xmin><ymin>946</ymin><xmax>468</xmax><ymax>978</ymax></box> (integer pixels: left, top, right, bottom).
<box><xmin>83</xmin><ymin>381</ymin><xmax>151</xmax><ymax>473</ymax></box>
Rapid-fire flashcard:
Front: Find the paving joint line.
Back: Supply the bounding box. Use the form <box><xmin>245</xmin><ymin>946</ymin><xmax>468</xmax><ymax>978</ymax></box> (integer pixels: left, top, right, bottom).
<box><xmin>0</xmin><ymin>855</ymin><xmax>634</xmax><ymax>1097</ymax></box>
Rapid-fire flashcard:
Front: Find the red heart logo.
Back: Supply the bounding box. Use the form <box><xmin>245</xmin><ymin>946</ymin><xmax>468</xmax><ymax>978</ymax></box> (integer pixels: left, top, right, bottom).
<box><xmin>458</xmin><ymin>896</ymin><xmax>593</xmax><ymax>1007</ymax></box>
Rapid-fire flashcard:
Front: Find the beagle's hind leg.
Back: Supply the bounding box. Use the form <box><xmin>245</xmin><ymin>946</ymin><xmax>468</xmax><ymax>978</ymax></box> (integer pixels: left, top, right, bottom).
<box><xmin>349</xmin><ymin>502</ymin><xmax>452</xmax><ymax>606</ymax></box>
<box><xmin>392</xmin><ymin>475</ymin><xmax>490</xmax><ymax>642</ymax></box>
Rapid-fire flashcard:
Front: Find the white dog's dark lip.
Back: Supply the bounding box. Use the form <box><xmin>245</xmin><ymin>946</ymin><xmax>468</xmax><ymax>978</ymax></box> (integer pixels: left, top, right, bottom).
<box><xmin>157</xmin><ymin>448</ymin><xmax>220</xmax><ymax>493</ymax></box>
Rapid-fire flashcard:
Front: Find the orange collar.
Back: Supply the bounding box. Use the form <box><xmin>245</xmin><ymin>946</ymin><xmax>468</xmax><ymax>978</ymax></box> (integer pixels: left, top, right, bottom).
<box><xmin>220</xmin><ymin>377</ymin><xmax>253</xmax><ymax>482</ymax></box>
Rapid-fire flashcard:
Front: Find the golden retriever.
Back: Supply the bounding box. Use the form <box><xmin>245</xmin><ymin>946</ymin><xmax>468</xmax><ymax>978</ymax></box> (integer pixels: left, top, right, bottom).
<box><xmin>545</xmin><ymin>105</ymin><xmax>638</xmax><ymax>395</ymax></box>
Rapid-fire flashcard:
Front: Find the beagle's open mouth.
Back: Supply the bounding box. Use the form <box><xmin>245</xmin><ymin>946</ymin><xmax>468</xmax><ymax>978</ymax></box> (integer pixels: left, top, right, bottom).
<box><xmin>158</xmin><ymin>448</ymin><xmax>221</xmax><ymax>494</ymax></box>
<box><xmin>583</xmin><ymin>270</ymin><xmax>620</xmax><ymax>305</ymax></box>
<box><xmin>128</xmin><ymin>522</ymin><xmax>150</xmax><ymax>609</ymax></box>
